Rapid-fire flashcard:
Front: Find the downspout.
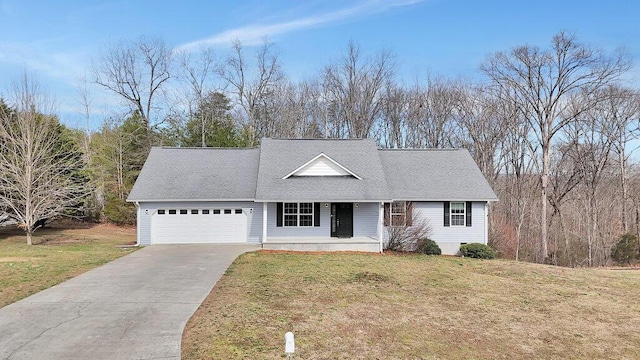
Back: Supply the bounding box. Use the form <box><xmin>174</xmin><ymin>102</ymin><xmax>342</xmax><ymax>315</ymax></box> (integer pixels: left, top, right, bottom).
<box><xmin>135</xmin><ymin>201</ymin><xmax>141</xmax><ymax>246</ymax></box>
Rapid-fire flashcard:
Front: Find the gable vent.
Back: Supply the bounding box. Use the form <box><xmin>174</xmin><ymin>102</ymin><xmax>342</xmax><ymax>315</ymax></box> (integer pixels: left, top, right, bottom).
<box><xmin>283</xmin><ymin>153</ymin><xmax>361</xmax><ymax>179</ymax></box>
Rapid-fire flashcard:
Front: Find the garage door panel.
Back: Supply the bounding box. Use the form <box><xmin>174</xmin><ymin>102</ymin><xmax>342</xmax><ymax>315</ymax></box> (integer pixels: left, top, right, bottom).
<box><xmin>151</xmin><ymin>210</ymin><xmax>247</xmax><ymax>244</ymax></box>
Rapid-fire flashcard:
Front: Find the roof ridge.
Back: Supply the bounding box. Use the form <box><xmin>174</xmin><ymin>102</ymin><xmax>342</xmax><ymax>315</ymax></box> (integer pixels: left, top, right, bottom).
<box><xmin>157</xmin><ymin>146</ymin><xmax>258</xmax><ymax>150</ymax></box>
<box><xmin>264</xmin><ymin>137</ymin><xmax>371</xmax><ymax>141</ymax></box>
<box><xmin>378</xmin><ymin>148</ymin><xmax>464</xmax><ymax>151</ymax></box>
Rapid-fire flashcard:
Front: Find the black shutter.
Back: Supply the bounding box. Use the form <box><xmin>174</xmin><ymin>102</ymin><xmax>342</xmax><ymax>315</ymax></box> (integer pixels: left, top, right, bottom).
<box><xmin>444</xmin><ymin>201</ymin><xmax>450</xmax><ymax>227</ymax></box>
<box><xmin>314</xmin><ymin>202</ymin><xmax>321</xmax><ymax>227</ymax></box>
<box><xmin>466</xmin><ymin>202</ymin><xmax>472</xmax><ymax>227</ymax></box>
<box><xmin>384</xmin><ymin>203</ymin><xmax>390</xmax><ymax>226</ymax></box>
<box><xmin>406</xmin><ymin>202</ymin><xmax>413</xmax><ymax>226</ymax></box>
<box><xmin>276</xmin><ymin>203</ymin><xmax>283</xmax><ymax>227</ymax></box>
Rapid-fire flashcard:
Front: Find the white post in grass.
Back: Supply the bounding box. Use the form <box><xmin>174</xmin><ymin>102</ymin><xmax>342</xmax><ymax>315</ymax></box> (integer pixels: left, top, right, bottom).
<box><xmin>285</xmin><ymin>331</ymin><xmax>295</xmax><ymax>359</ymax></box>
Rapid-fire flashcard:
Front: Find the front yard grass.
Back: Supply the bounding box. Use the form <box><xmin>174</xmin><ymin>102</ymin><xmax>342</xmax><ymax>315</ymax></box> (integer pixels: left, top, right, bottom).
<box><xmin>0</xmin><ymin>224</ymin><xmax>137</xmax><ymax>308</ymax></box>
<box><xmin>183</xmin><ymin>252</ymin><xmax>640</xmax><ymax>359</ymax></box>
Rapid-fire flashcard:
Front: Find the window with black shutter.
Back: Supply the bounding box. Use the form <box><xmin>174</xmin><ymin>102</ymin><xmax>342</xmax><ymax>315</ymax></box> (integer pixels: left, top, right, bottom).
<box><xmin>444</xmin><ymin>202</ymin><xmax>471</xmax><ymax>227</ymax></box>
<box><xmin>384</xmin><ymin>202</ymin><xmax>413</xmax><ymax>226</ymax></box>
<box><xmin>280</xmin><ymin>202</ymin><xmax>315</xmax><ymax>227</ymax></box>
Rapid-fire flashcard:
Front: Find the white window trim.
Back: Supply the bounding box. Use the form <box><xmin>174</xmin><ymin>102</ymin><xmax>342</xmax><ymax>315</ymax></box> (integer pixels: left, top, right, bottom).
<box><xmin>283</xmin><ymin>202</ymin><xmax>314</xmax><ymax>227</ymax></box>
<box><xmin>390</xmin><ymin>201</ymin><xmax>407</xmax><ymax>227</ymax></box>
<box><xmin>450</xmin><ymin>201</ymin><xmax>466</xmax><ymax>227</ymax></box>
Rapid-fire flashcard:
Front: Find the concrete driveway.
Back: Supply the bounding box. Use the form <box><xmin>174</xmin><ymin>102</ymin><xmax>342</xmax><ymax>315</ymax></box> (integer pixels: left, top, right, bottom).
<box><xmin>0</xmin><ymin>244</ymin><xmax>259</xmax><ymax>360</ymax></box>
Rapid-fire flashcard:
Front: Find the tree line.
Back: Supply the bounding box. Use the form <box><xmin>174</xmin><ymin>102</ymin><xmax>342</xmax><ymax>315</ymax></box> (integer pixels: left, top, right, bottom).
<box><xmin>1</xmin><ymin>31</ymin><xmax>639</xmax><ymax>267</ymax></box>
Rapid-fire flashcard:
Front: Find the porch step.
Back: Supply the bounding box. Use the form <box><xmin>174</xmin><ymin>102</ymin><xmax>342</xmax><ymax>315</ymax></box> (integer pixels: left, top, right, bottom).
<box><xmin>262</xmin><ymin>238</ymin><xmax>380</xmax><ymax>253</ymax></box>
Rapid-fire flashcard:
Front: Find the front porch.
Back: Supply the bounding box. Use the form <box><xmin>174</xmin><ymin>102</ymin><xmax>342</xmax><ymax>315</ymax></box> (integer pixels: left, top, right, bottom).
<box><xmin>260</xmin><ymin>201</ymin><xmax>385</xmax><ymax>253</ymax></box>
<box><xmin>262</xmin><ymin>237</ymin><xmax>380</xmax><ymax>252</ymax></box>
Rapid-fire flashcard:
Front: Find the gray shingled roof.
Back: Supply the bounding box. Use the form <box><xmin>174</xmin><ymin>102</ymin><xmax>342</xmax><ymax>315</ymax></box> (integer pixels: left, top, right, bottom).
<box><xmin>128</xmin><ymin>139</ymin><xmax>498</xmax><ymax>202</ymax></box>
<box><xmin>255</xmin><ymin>138</ymin><xmax>390</xmax><ymax>202</ymax></box>
<box><xmin>379</xmin><ymin>149</ymin><xmax>498</xmax><ymax>201</ymax></box>
<box><xmin>127</xmin><ymin>147</ymin><xmax>260</xmax><ymax>201</ymax></box>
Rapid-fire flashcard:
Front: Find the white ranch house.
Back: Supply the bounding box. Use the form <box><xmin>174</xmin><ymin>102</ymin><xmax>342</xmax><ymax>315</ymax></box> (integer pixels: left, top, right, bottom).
<box><xmin>127</xmin><ymin>138</ymin><xmax>498</xmax><ymax>254</ymax></box>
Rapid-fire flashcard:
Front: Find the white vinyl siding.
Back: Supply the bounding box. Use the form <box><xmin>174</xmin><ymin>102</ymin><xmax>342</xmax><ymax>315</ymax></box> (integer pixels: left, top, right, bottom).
<box><xmin>290</xmin><ymin>155</ymin><xmax>352</xmax><ymax>177</ymax></box>
<box><xmin>382</xmin><ymin>201</ymin><xmax>487</xmax><ymax>255</ymax></box>
<box><xmin>268</xmin><ymin>203</ymin><xmax>329</xmax><ymax>237</ymax></box>
<box><xmin>352</xmin><ymin>203</ymin><xmax>379</xmax><ymax>238</ymax></box>
<box><xmin>417</xmin><ymin>201</ymin><xmax>486</xmax><ymax>252</ymax></box>
<box><xmin>267</xmin><ymin>202</ymin><xmax>378</xmax><ymax>238</ymax></box>
<box><xmin>137</xmin><ymin>205</ymin><xmax>151</xmax><ymax>246</ymax></box>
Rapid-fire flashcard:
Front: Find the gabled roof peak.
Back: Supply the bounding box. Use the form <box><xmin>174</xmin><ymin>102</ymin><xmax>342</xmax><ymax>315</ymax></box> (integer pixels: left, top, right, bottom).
<box><xmin>265</xmin><ymin>137</ymin><xmax>369</xmax><ymax>141</ymax></box>
<box><xmin>283</xmin><ymin>152</ymin><xmax>362</xmax><ymax>179</ymax></box>
<box><xmin>378</xmin><ymin>148</ymin><xmax>463</xmax><ymax>152</ymax></box>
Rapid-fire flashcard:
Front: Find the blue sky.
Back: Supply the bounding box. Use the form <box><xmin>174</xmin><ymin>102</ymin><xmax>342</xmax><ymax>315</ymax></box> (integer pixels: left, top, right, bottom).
<box><xmin>1</xmin><ymin>0</ymin><xmax>639</xmax><ymax>128</ymax></box>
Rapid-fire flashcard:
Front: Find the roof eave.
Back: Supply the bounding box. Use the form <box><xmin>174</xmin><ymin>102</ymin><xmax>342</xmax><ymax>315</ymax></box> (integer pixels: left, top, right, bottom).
<box><xmin>255</xmin><ymin>199</ymin><xmax>392</xmax><ymax>203</ymax></box>
<box><xmin>126</xmin><ymin>198</ymin><xmax>257</xmax><ymax>203</ymax></box>
<box><xmin>393</xmin><ymin>198</ymin><xmax>499</xmax><ymax>202</ymax></box>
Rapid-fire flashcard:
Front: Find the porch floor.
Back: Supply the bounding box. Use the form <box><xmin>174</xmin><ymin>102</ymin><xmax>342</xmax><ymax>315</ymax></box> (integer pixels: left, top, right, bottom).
<box><xmin>262</xmin><ymin>237</ymin><xmax>381</xmax><ymax>253</ymax></box>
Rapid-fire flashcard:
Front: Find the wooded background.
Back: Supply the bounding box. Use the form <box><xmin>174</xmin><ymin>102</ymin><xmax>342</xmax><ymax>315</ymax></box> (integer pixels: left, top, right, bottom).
<box><xmin>2</xmin><ymin>32</ymin><xmax>639</xmax><ymax>266</ymax></box>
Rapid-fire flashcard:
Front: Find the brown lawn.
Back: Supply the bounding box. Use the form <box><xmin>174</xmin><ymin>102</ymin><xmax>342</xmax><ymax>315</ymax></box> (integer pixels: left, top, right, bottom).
<box><xmin>0</xmin><ymin>223</ymin><xmax>137</xmax><ymax>308</ymax></box>
<box><xmin>183</xmin><ymin>252</ymin><xmax>640</xmax><ymax>359</ymax></box>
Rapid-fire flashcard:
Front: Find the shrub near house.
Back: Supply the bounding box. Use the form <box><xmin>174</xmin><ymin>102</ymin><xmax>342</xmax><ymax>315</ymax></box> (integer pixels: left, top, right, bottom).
<box><xmin>460</xmin><ymin>243</ymin><xmax>496</xmax><ymax>259</ymax></box>
<box><xmin>416</xmin><ymin>238</ymin><xmax>441</xmax><ymax>255</ymax></box>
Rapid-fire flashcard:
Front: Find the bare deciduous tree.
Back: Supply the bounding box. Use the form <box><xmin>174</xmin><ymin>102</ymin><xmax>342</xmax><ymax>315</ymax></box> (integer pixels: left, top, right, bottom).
<box><xmin>379</xmin><ymin>82</ymin><xmax>408</xmax><ymax>148</ymax></box>
<box><xmin>403</xmin><ymin>77</ymin><xmax>460</xmax><ymax>149</ymax></box>
<box><xmin>481</xmin><ymin>31</ymin><xmax>630</xmax><ymax>261</ymax></box>
<box><xmin>0</xmin><ymin>76</ymin><xmax>89</xmax><ymax>245</ymax></box>
<box><xmin>321</xmin><ymin>40</ymin><xmax>394</xmax><ymax>139</ymax></box>
<box><xmin>265</xmin><ymin>80</ymin><xmax>323</xmax><ymax>138</ymax></box>
<box><xmin>486</xmin><ymin>85</ymin><xmax>538</xmax><ymax>261</ymax></box>
<box><xmin>222</xmin><ymin>39</ymin><xmax>283</xmax><ymax>146</ymax></box>
<box><xmin>600</xmin><ymin>86</ymin><xmax>640</xmax><ymax>233</ymax></box>
<box><xmin>455</xmin><ymin>84</ymin><xmax>509</xmax><ymax>183</ymax></box>
<box><xmin>176</xmin><ymin>47</ymin><xmax>221</xmax><ymax>147</ymax></box>
<box><xmin>76</xmin><ymin>73</ymin><xmax>94</xmax><ymax>159</ymax></box>
<box><xmin>93</xmin><ymin>36</ymin><xmax>172</xmax><ymax>148</ymax></box>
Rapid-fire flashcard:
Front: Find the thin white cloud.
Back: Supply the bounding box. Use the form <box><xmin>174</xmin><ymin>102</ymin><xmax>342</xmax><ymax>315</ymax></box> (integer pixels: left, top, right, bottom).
<box><xmin>175</xmin><ymin>0</ymin><xmax>425</xmax><ymax>52</ymax></box>
<box><xmin>0</xmin><ymin>40</ymin><xmax>88</xmax><ymax>84</ymax></box>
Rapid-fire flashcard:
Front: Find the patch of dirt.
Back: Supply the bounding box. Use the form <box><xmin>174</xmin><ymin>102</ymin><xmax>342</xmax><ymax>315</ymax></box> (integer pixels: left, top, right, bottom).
<box><xmin>257</xmin><ymin>249</ymin><xmax>383</xmax><ymax>255</ymax></box>
<box><xmin>383</xmin><ymin>250</ymin><xmax>459</xmax><ymax>257</ymax></box>
<box><xmin>0</xmin><ymin>222</ymin><xmax>136</xmax><ymax>247</ymax></box>
<box><xmin>92</xmin><ymin>223</ymin><xmax>136</xmax><ymax>231</ymax></box>
<box><xmin>115</xmin><ymin>244</ymin><xmax>138</xmax><ymax>248</ymax></box>
<box><xmin>38</xmin><ymin>237</ymin><xmax>90</xmax><ymax>246</ymax></box>
<box><xmin>383</xmin><ymin>250</ymin><xmax>419</xmax><ymax>256</ymax></box>
<box><xmin>352</xmin><ymin>271</ymin><xmax>391</xmax><ymax>282</ymax></box>
<box><xmin>0</xmin><ymin>257</ymin><xmax>39</xmax><ymax>262</ymax></box>
<box><xmin>1</xmin><ymin>221</ymin><xmax>135</xmax><ymax>235</ymax></box>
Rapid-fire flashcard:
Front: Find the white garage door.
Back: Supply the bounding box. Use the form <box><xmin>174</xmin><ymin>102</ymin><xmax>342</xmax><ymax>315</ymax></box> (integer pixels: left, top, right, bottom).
<box><xmin>151</xmin><ymin>208</ymin><xmax>247</xmax><ymax>244</ymax></box>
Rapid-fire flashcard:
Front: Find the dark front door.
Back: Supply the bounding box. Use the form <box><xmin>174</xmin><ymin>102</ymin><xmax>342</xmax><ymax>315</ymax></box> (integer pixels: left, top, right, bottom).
<box><xmin>331</xmin><ymin>203</ymin><xmax>353</xmax><ymax>238</ymax></box>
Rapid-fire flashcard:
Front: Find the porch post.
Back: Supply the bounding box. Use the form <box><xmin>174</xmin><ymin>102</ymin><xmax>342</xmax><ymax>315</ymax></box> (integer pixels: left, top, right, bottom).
<box><xmin>262</xmin><ymin>202</ymin><xmax>268</xmax><ymax>243</ymax></box>
<box><xmin>378</xmin><ymin>202</ymin><xmax>384</xmax><ymax>253</ymax></box>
